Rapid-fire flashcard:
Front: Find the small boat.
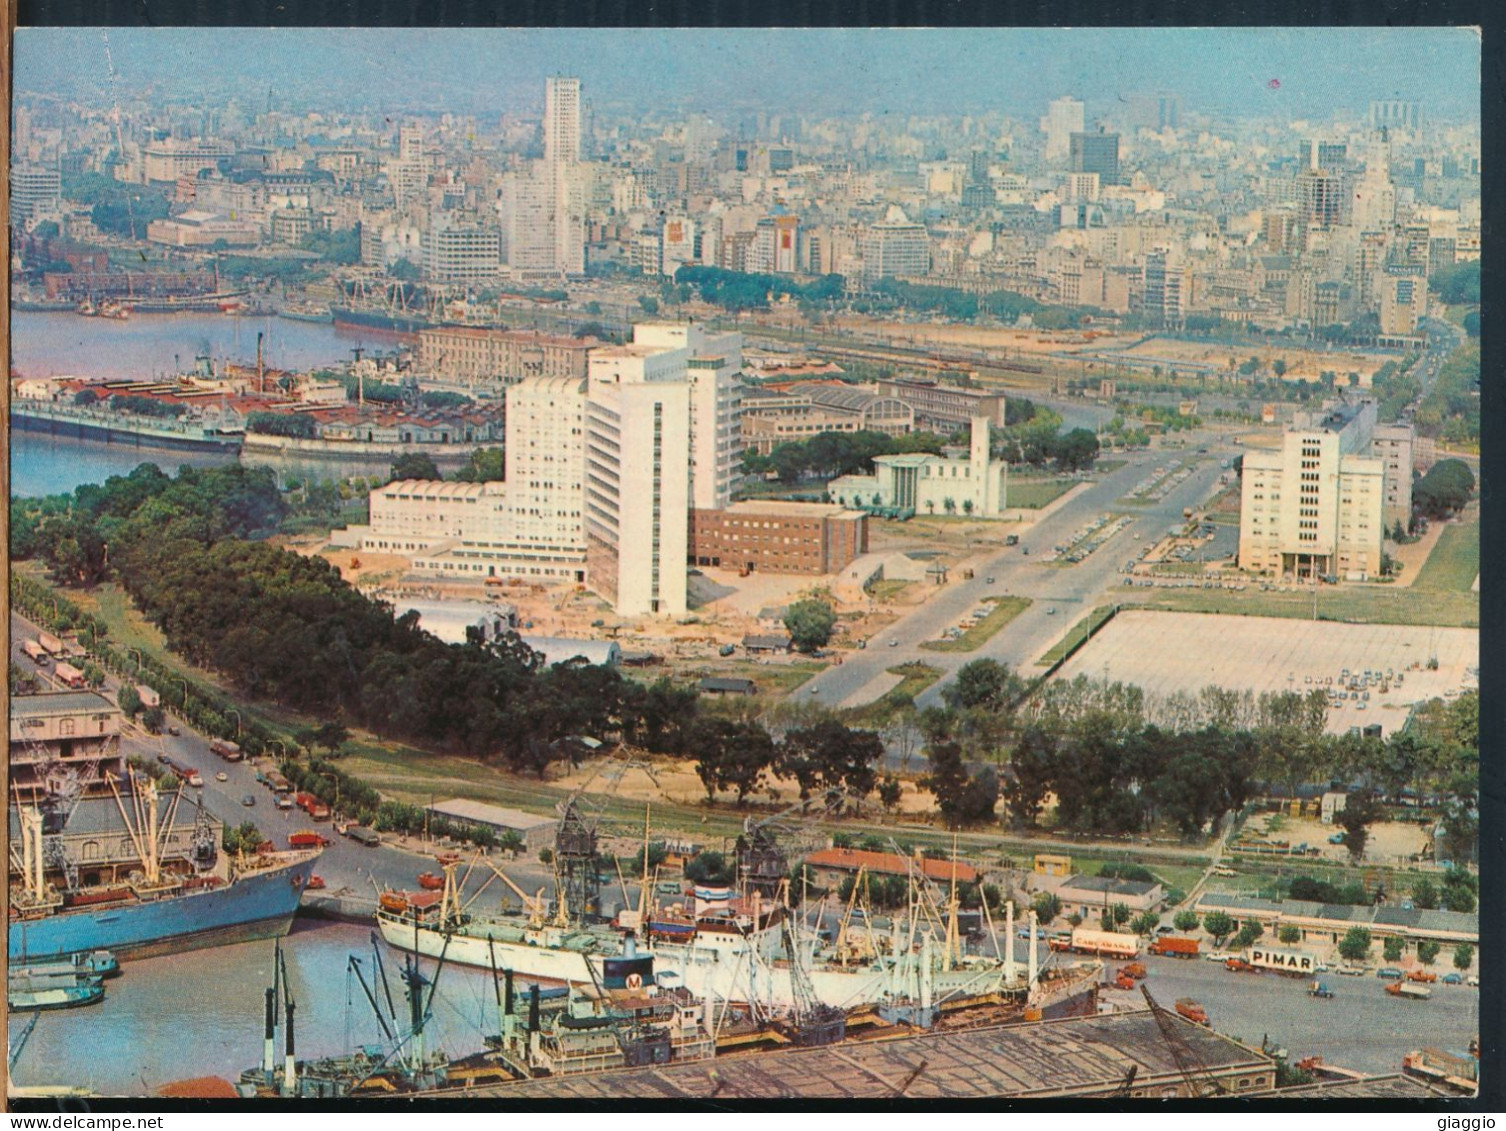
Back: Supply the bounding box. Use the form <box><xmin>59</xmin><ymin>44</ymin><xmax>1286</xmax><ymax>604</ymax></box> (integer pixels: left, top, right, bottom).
<box><xmin>8</xmin><ymin>974</ymin><xmax>106</xmax><ymax>1012</ymax></box>
<box><xmin>12</xmin><ymin>949</ymin><xmax>120</xmax><ymax>980</ymax></box>
<box><xmin>416</xmin><ymin>873</ymin><xmax>445</xmax><ymax>891</ymax></box>
<box><xmin>307</xmin><ymin>875</ymin><xmax>326</xmax><ymax>891</ymax></box>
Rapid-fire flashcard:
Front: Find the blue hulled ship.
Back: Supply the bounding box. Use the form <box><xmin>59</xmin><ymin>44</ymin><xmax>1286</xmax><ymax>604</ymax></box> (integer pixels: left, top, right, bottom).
<box><xmin>9</xmin><ymin>774</ymin><xmax>320</xmax><ymax>962</ymax></box>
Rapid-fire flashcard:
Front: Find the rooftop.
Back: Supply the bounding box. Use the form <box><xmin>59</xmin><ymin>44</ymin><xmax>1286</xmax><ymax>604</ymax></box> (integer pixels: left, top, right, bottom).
<box><xmin>804</xmin><ymin>847</ymin><xmax>978</xmax><ymax>885</ymax></box>
<box><xmin>441</xmin><ymin>1010</ymin><xmax>1270</xmax><ymax>1100</ymax></box>
<box><xmin>425</xmin><ymin>798</ymin><xmax>555</xmax><ymax>831</ymax></box>
<box><xmin>723</xmin><ymin>500</ymin><xmax>858</xmax><ymax>518</ymax></box>
<box><xmin>10</xmin><ymin>690</ymin><xmax>120</xmax><ymax>720</ymax></box>
<box><xmin>1059</xmin><ymin>873</ymin><xmax>1161</xmax><ymax>897</ymax></box>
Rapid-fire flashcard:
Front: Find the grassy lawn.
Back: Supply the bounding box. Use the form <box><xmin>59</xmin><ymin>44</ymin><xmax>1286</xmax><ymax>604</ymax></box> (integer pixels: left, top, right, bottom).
<box><xmin>1008</xmin><ymin>479</ymin><xmax>1077</xmax><ymax>509</ymax></box>
<box><xmin>1119</xmin><ymin>585</ymin><xmax>1478</xmax><ymax>629</ymax></box>
<box><xmin>866</xmin><ymin>579</ymin><xmax>913</xmax><ymax>603</ymax></box>
<box><xmin>920</xmin><ymin>596</ymin><xmax>1031</xmax><ymax>653</ymax></box>
<box><xmin>1094</xmin><ymin>460</ymin><xmax>1127</xmax><ymax>474</ymax></box>
<box><xmin>1036</xmin><ymin>605</ymin><xmax>1119</xmax><ymax>666</ymax></box>
<box><xmin>844</xmin><ymin>663</ymin><xmax>943</xmax><ymax>727</ymax></box>
<box><xmin>1412</xmin><ymin>513</ymin><xmax>1480</xmax><ymax>593</ymax></box>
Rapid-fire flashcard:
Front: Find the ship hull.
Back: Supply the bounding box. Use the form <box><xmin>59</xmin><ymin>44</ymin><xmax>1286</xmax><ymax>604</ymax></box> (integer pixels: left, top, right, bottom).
<box><xmin>10</xmin><ymin>405</ymin><xmax>243</xmax><ymax>454</ymax></box>
<box><xmin>10</xmin><ymin>855</ymin><xmax>318</xmax><ymax>963</ymax></box>
<box><xmin>330</xmin><ymin>306</ymin><xmax>433</xmax><ymax>339</ymax></box>
<box><xmin>378</xmin><ymin>913</ymin><xmax>1011</xmax><ymax>1012</ymax></box>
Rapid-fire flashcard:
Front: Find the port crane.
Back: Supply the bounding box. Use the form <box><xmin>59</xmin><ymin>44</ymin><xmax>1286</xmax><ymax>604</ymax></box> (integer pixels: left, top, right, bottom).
<box><xmin>1139</xmin><ymin>985</ymin><xmax>1228</xmax><ymax>1097</ymax></box>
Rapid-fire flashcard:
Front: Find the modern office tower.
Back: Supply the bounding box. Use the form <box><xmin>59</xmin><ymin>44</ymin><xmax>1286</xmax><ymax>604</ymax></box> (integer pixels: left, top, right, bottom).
<box><xmin>1060</xmin><ymin>172</ymin><xmax>1100</xmax><ymax>203</ymax></box>
<box><xmin>10</xmin><ymin>163</ymin><xmax>61</xmax><ymax>226</ymax></box>
<box><xmin>749</xmin><ymin>213</ymin><xmax>799</xmax><ymax>274</ymax></box>
<box><xmin>544</xmin><ymin>76</ymin><xmax>585</xmax><ymax>276</ymax></box>
<box><xmin>1354</xmin><ymin>228</ymin><xmax>1391</xmax><ymax>307</ymax></box>
<box><xmin>1070</xmin><ymin>129</ymin><xmax>1120</xmax><ymax>186</ymax></box>
<box><xmin>1239</xmin><ymin>400</ymin><xmax>1387</xmax><ymax>580</ymax></box>
<box><xmin>1350</xmin><ymin>130</ymin><xmax>1397</xmax><ymax>234</ymax></box>
<box><xmin>506</xmin><ymin>167</ymin><xmax>556</xmax><ymax>273</ymax></box>
<box><xmin>1142</xmin><ymin>248</ymin><xmax>1188</xmax><ymax>330</ymax></box>
<box><xmin>1379</xmin><ymin>269</ymin><xmax>1427</xmax><ymax>338</ymax></box>
<box><xmin>1126</xmin><ymin>91</ymin><xmax>1182</xmax><ymax>131</ymax></box>
<box><xmin>1296</xmin><ymin>168</ymin><xmax>1345</xmax><ymax>228</ymax></box>
<box><xmin>422</xmin><ymin>222</ymin><xmax>502</xmax><ymax>281</ymax></box>
<box><xmin>1298</xmin><ymin>139</ymin><xmax>1347</xmax><ymax>171</ymax></box>
<box><xmin>1040</xmin><ymin>96</ymin><xmax>1085</xmax><ymax>163</ymax></box>
<box><xmin>860</xmin><ymin>215</ymin><xmax>930</xmax><ymax>283</ymax></box>
<box><xmin>584</xmin><ymin>343</ymin><xmax>693</xmax><ymax>617</ymax></box>
<box><xmin>1370</xmin><ymin>99</ymin><xmax>1421</xmax><ymax>131</ymax></box>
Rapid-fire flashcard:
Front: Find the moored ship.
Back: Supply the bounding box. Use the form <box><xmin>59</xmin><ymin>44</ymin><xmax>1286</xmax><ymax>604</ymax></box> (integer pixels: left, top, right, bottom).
<box><xmin>9</xmin><ymin>775</ymin><xmax>320</xmax><ymax>962</ymax></box>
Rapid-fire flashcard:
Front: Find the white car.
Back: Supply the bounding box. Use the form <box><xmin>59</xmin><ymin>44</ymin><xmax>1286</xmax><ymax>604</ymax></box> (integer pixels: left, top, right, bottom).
<box><xmin>215</xmin><ymin>772</ymin><xmax>229</xmax><ymax>783</ymax></box>
<box><xmin>1204</xmin><ymin>951</ymin><xmax>1232</xmax><ymax>963</ymax></box>
<box><xmin>1467</xmin><ymin>975</ymin><xmax>1479</xmax><ymax>987</ymax></box>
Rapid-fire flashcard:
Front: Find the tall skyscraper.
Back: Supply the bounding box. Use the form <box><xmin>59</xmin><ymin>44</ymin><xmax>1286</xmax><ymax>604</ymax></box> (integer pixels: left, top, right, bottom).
<box><xmin>1040</xmin><ymin>96</ymin><xmax>1085</xmax><ymax>164</ymax></box>
<box><xmin>1070</xmin><ymin>129</ymin><xmax>1120</xmax><ymax>186</ymax></box>
<box><xmin>544</xmin><ymin>76</ymin><xmax>585</xmax><ymax>276</ymax></box>
<box><xmin>1126</xmin><ymin>92</ymin><xmax>1182</xmax><ymax>132</ymax></box>
<box><xmin>1370</xmin><ymin>99</ymin><xmax>1421</xmax><ymax>132</ymax></box>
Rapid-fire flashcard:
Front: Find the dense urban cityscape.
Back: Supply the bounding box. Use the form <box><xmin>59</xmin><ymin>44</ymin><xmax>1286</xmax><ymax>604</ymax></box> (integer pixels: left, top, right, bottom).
<box><xmin>7</xmin><ymin>28</ymin><xmax>1482</xmax><ymax>1104</ymax></box>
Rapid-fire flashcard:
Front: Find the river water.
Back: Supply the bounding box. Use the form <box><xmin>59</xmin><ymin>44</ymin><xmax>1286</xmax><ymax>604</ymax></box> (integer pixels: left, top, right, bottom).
<box><xmin>9</xmin><ymin>311</ymin><xmax>412</xmax><ymax>497</ymax></box>
<box><xmin>8</xmin><ymin>921</ymin><xmax>512</xmax><ymax>1097</ymax></box>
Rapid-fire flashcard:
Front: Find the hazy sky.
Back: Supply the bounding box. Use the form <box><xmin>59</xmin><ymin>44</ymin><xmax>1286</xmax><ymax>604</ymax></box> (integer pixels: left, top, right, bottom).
<box><xmin>16</xmin><ymin>27</ymin><xmax>1481</xmax><ymax>124</ymax></box>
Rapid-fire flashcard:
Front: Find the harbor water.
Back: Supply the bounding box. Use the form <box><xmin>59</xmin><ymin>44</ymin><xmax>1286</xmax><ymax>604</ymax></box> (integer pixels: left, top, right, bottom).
<box><xmin>9</xmin><ymin>311</ymin><xmax>422</xmax><ymax>497</ymax></box>
<box><xmin>7</xmin><ymin>920</ymin><xmax>513</xmax><ymax>1097</ymax></box>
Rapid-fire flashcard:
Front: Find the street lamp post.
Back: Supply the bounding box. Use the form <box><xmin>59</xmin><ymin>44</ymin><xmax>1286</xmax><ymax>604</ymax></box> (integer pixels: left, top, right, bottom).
<box><xmin>175</xmin><ymin>678</ymin><xmax>189</xmax><ymax>710</ymax></box>
<box><xmin>227</xmin><ymin>709</ymin><xmax>241</xmax><ymax>739</ymax></box>
<box><xmin>129</xmin><ymin>648</ymin><xmax>144</xmax><ymax>674</ymax></box>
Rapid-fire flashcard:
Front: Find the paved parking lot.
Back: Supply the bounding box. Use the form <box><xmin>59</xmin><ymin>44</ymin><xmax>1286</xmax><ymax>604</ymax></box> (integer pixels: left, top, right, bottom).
<box><xmin>1053</xmin><ymin>611</ymin><xmax>1478</xmax><ymax>736</ymax></box>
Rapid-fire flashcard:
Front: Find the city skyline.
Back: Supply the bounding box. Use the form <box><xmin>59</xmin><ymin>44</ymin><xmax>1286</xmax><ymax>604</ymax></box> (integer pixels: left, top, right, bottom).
<box><xmin>16</xmin><ymin>27</ymin><xmax>1481</xmax><ymax>123</ymax></box>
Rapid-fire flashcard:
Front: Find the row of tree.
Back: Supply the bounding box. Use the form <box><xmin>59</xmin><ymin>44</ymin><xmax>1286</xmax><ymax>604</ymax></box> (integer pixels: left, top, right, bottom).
<box><xmin>692</xmin><ymin>716</ymin><xmax>885</xmax><ymax>806</ymax></box>
<box><xmin>742</xmin><ymin>428</ymin><xmax>948</xmax><ymax>483</ymax></box>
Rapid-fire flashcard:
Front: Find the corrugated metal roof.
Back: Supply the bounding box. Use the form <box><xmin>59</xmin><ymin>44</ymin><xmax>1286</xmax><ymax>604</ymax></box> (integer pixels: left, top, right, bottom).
<box><xmin>426</xmin><ymin>798</ymin><xmax>555</xmax><ymax>831</ymax></box>
<box><xmin>10</xmin><ymin>690</ymin><xmax>119</xmax><ymax>718</ymax></box>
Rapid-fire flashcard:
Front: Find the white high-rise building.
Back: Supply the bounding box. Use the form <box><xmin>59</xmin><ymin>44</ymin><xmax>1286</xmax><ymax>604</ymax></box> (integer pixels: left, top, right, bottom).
<box><xmin>544</xmin><ymin>76</ymin><xmax>585</xmax><ymax>276</ymax></box>
<box><xmin>1350</xmin><ymin>130</ymin><xmax>1397</xmax><ymax>235</ymax></box>
<box><xmin>584</xmin><ymin>343</ymin><xmax>693</xmax><ymax>618</ymax></box>
<box><xmin>633</xmin><ymin>324</ymin><xmax>744</xmax><ymax>511</ymax></box>
<box><xmin>505</xmin><ymin>165</ymin><xmax>556</xmax><ymax>273</ymax></box>
<box><xmin>505</xmin><ymin>376</ymin><xmax>589</xmax><ymax>571</ymax></box>
<box><xmin>1041</xmin><ymin>96</ymin><xmax>1085</xmax><ymax>164</ymax></box>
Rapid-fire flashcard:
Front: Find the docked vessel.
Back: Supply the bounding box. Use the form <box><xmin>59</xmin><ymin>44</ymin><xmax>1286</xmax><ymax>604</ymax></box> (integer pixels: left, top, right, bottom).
<box><xmin>330</xmin><ymin>305</ymin><xmax>434</xmax><ymax>338</ymax></box>
<box><xmin>279</xmin><ymin>303</ymin><xmax>334</xmax><ymax>324</ymax></box>
<box><xmin>8</xmin><ymin>973</ymin><xmax>107</xmax><ymax>1012</ymax></box>
<box><xmin>10</xmin><ymin>399</ymin><xmax>245</xmax><ymax>454</ymax></box>
<box><xmin>10</xmin><ymin>949</ymin><xmax>120</xmax><ymax>981</ymax></box>
<box><xmin>9</xmin><ymin>775</ymin><xmax>320</xmax><ymax>962</ymax></box>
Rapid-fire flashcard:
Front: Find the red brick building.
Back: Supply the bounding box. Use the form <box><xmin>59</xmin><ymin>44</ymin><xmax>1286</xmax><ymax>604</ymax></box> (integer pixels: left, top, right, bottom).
<box><xmin>803</xmin><ymin>847</ymin><xmax>979</xmax><ymax>887</ymax></box>
<box><xmin>688</xmin><ymin>501</ymin><xmax>868</xmax><ymax>575</ymax></box>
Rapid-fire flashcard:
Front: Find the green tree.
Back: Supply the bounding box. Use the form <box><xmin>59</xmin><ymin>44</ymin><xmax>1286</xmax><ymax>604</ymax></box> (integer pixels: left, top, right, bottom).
<box><xmin>692</xmin><ymin>717</ymin><xmax>776</xmax><ymax>805</ymax></box>
<box><xmin>878</xmin><ymin>776</ymin><xmax>903</xmax><ymax>813</ymax></box>
<box><xmin>1453</xmin><ymin>943</ymin><xmax>1473</xmax><ymax>971</ymax></box>
<box><xmin>784</xmin><ymin>597</ymin><xmax>837</xmax><ymax>653</ymax></box>
<box><xmin>1031</xmin><ymin>891</ymin><xmax>1061</xmax><ymax>926</ymax></box>
<box><xmin>1173</xmin><ymin>910</ymin><xmax>1201</xmax><ymax>933</ymax></box>
<box><xmin>1278</xmin><ymin>925</ymin><xmax>1301</xmax><ymax>945</ymax></box>
<box><xmin>1202</xmin><ymin>911</ymin><xmax>1235</xmax><ymax>945</ymax></box>
<box><xmin>141</xmin><ymin>706</ymin><xmax>166</xmax><ymax>734</ymax></box>
<box><xmin>1108</xmin><ymin>903</ymin><xmax>1131</xmax><ymax>928</ymax></box>
<box><xmin>1233</xmin><ymin>920</ymin><xmax>1263</xmax><ymax>949</ymax></box>
<box><xmin>1130</xmin><ymin>911</ymin><xmax>1161</xmax><ymax>937</ymax></box>
<box><xmin>1337</xmin><ymin>790</ymin><xmax>1380</xmax><ymax>863</ymax></box>
<box><xmin>1383</xmin><ymin>936</ymin><xmax>1404</xmax><ymax>962</ymax></box>
<box><xmin>1416</xmin><ymin>940</ymin><xmax>1441</xmax><ymax>966</ymax></box>
<box><xmin>388</xmin><ymin>257</ymin><xmax>421</xmax><ymax>281</ymax></box>
<box><xmin>1337</xmin><ymin>926</ymin><xmax>1373</xmax><ymax>962</ymax></box>
<box><xmin>1411</xmin><ymin>879</ymin><xmax>1439</xmax><ymax>910</ymax></box>
<box><xmin>684</xmin><ymin>850</ymin><xmax>735</xmax><ymax>886</ymax></box>
<box><xmin>117</xmin><ymin>684</ymin><xmax>143</xmax><ymax>717</ymax></box>
<box><xmin>637</xmin><ymin>294</ymin><xmax>660</xmax><ymax>315</ymax></box>
<box><xmin>390</xmin><ymin>452</ymin><xmax>441</xmax><ymax>482</ymax></box>
<box><xmin>453</xmin><ymin>448</ymin><xmax>506</xmax><ymax>483</ymax></box>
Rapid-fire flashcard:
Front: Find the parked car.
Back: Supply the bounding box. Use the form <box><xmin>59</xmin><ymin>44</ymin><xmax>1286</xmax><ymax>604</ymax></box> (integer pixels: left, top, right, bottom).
<box><xmin>241</xmin><ymin>794</ymin><xmax>256</xmax><ymax>807</ymax></box>
<box><xmin>1046</xmin><ymin>607</ymin><xmax>1057</xmax><ymax>615</ymax></box>
<box><xmin>1156</xmin><ymin>926</ymin><xmax>1176</xmax><ymax>935</ymax></box>
<box><xmin>215</xmin><ymin>772</ymin><xmax>229</xmax><ymax>782</ymax></box>
<box><xmin>1441</xmin><ymin>973</ymin><xmax>1463</xmax><ymax>985</ymax></box>
<box><xmin>1204</xmin><ymin>951</ymin><xmax>1233</xmax><ymax>963</ymax></box>
<box><xmin>1335</xmin><ymin>964</ymin><xmax>1366</xmax><ymax>976</ymax></box>
<box><xmin>1467</xmin><ymin>975</ymin><xmax>1479</xmax><ymax>987</ymax></box>
<box><xmin>1377</xmin><ymin>967</ymin><xmax>1404</xmax><ymax>980</ymax></box>
<box><xmin>167</xmin><ymin>726</ymin><xmax>181</xmax><ymax>736</ymax></box>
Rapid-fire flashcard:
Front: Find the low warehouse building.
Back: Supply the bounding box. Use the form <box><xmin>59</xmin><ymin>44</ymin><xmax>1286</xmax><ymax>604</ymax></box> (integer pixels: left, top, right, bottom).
<box><xmin>424</xmin><ymin>799</ymin><xmax>557</xmax><ymax>852</ymax></box>
<box><xmin>423</xmin><ymin>1009</ymin><xmax>1277</xmax><ymax>1099</ymax></box>
<box><xmin>1053</xmin><ymin>874</ymin><xmax>1166</xmax><ymax>920</ymax></box>
<box><xmin>802</xmin><ymin>847</ymin><xmax>979</xmax><ymax>888</ymax></box>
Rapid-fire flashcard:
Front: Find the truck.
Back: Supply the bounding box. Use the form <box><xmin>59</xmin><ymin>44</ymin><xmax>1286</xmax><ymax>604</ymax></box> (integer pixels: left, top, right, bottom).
<box><xmin>38</xmin><ymin>632</ymin><xmax>66</xmax><ymax>656</ymax></box>
<box><xmin>1049</xmin><ymin>929</ymin><xmax>1140</xmax><ymax>960</ymax></box>
<box><xmin>1005</xmin><ymin>534</ymin><xmax>1020</xmax><ymax>546</ymax></box>
<box><xmin>1149</xmin><ymin>936</ymin><xmax>1200</xmax><ymax>959</ymax></box>
<box><xmin>209</xmin><ymin>738</ymin><xmax>243</xmax><ymax>762</ymax></box>
<box><xmin>164</xmin><ymin>759</ymin><xmax>204</xmax><ymax>788</ymax></box>
<box><xmin>136</xmin><ymin>684</ymin><xmax>161</xmax><ymax>709</ymax></box>
<box><xmin>288</xmin><ymin>830</ymin><xmax>331</xmax><ymax>850</ymax></box>
<box><xmin>345</xmin><ymin>826</ymin><xmax>381</xmax><ymax>847</ymax></box>
<box><xmin>1387</xmin><ymin>981</ymin><xmax>1432</xmax><ymax>1001</ymax></box>
<box><xmin>1174</xmin><ymin>999</ymin><xmax>1208</xmax><ymax>1025</ymax></box>
<box><xmin>1244</xmin><ymin>946</ymin><xmax>1318</xmax><ymax>976</ymax></box>
<box><xmin>53</xmin><ymin>662</ymin><xmax>87</xmax><ymax>689</ymax></box>
<box><xmin>265</xmin><ymin>771</ymin><xmax>293</xmax><ymax>795</ymax></box>
<box><xmin>22</xmin><ymin>639</ymin><xmax>50</xmax><ymax>665</ymax></box>
<box><xmin>294</xmin><ymin>792</ymin><xmax>332</xmax><ymax>821</ymax></box>
<box><xmin>1308</xmin><ymin>981</ymin><xmax>1335</xmax><ymax>998</ymax></box>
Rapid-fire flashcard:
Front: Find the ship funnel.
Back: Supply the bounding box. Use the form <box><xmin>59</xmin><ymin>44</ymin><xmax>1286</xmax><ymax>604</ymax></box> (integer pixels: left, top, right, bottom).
<box><xmin>528</xmin><ymin>983</ymin><xmax>541</xmax><ymax>1033</ymax></box>
<box><xmin>624</xmin><ymin>935</ymin><xmax>637</xmax><ymax>959</ymax></box>
<box><xmin>503</xmin><ymin>969</ymin><xmax>516</xmax><ymax>1045</ymax></box>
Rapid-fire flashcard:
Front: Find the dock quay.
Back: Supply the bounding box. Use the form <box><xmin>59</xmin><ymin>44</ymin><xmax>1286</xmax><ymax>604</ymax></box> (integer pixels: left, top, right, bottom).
<box><xmin>407</xmin><ymin>1009</ymin><xmax>1280</xmax><ymax>1100</ymax></box>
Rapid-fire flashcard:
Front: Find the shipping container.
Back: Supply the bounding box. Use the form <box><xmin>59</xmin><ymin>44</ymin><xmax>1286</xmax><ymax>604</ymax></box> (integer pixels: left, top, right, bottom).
<box><xmin>38</xmin><ymin>632</ymin><xmax>66</xmax><ymax>656</ymax></box>
<box><xmin>1150</xmin><ymin>936</ymin><xmax>1200</xmax><ymax>958</ymax></box>
<box><xmin>22</xmin><ymin>640</ymin><xmax>50</xmax><ymax>664</ymax></box>
<box><xmin>136</xmin><ymin>684</ymin><xmax>161</xmax><ymax>709</ymax></box>
<box><xmin>53</xmin><ymin>662</ymin><xmax>86</xmax><ymax>688</ymax></box>
<box><xmin>1053</xmin><ymin>928</ymin><xmax>1140</xmax><ymax>959</ymax></box>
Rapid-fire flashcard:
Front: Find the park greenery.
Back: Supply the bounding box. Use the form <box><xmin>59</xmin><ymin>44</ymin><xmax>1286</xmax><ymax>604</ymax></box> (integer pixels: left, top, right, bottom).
<box><xmin>742</xmin><ymin>428</ymin><xmax>948</xmax><ymax>484</ymax></box>
<box><xmin>1413</xmin><ymin>344</ymin><xmax>1480</xmax><ymax>448</ymax></box>
<box><xmin>1412</xmin><ymin>459</ymin><xmax>1475</xmax><ymax>521</ymax></box>
<box><xmin>784</xmin><ymin>597</ymin><xmax>838</xmax><ymax>653</ymax></box>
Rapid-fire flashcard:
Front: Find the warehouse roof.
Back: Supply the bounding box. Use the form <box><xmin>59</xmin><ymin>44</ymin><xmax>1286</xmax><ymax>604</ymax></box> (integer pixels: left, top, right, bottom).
<box><xmin>425</xmin><ymin>799</ymin><xmax>555</xmax><ymax>832</ymax></box>
<box><xmin>1059</xmin><ymin>874</ymin><xmax>1161</xmax><ymax>898</ymax></box>
<box><xmin>1257</xmin><ymin>1074</ymin><xmax>1448</xmax><ymax>1099</ymax></box>
<box><xmin>804</xmin><ymin>847</ymin><xmax>978</xmax><ymax>885</ymax></box>
<box><xmin>429</xmin><ymin>1010</ymin><xmax>1271</xmax><ymax>1100</ymax></box>
<box><xmin>10</xmin><ymin>690</ymin><xmax>119</xmax><ymax>719</ymax></box>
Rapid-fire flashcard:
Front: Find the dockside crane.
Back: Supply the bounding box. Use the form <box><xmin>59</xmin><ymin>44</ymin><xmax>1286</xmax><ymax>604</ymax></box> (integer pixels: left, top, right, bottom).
<box><xmin>1139</xmin><ymin>985</ymin><xmax>1228</xmax><ymax>1097</ymax></box>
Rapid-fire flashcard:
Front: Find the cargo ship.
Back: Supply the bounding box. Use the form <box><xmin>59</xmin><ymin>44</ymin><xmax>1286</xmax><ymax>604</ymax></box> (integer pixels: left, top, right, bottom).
<box><xmin>10</xmin><ymin>399</ymin><xmax>245</xmax><ymax>454</ymax></box>
<box><xmin>330</xmin><ymin>305</ymin><xmax>435</xmax><ymax>338</ymax></box>
<box><xmin>9</xmin><ymin>777</ymin><xmax>320</xmax><ymax>962</ymax></box>
<box><xmin>376</xmin><ymin>859</ymin><xmax>1066</xmax><ymax>1017</ymax></box>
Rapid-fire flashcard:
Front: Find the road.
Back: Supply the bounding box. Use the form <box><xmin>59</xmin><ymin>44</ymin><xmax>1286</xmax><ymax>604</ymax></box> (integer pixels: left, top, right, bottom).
<box><xmin>804</xmin><ymin>439</ymin><xmax>1234</xmax><ymax>712</ymax></box>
